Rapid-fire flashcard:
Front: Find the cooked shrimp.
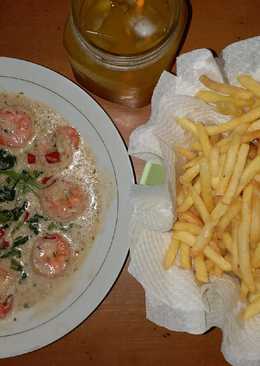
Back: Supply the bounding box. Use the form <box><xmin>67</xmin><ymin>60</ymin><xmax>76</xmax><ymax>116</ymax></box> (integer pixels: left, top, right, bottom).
<box><xmin>57</xmin><ymin>126</ymin><xmax>80</xmax><ymax>150</ymax></box>
<box><xmin>32</xmin><ymin>234</ymin><xmax>71</xmax><ymax>278</ymax></box>
<box><xmin>32</xmin><ymin>126</ymin><xmax>80</xmax><ymax>173</ymax></box>
<box><xmin>40</xmin><ymin>179</ymin><xmax>88</xmax><ymax>222</ymax></box>
<box><xmin>0</xmin><ymin>267</ymin><xmax>16</xmax><ymax>319</ymax></box>
<box><xmin>0</xmin><ymin>108</ymin><xmax>33</xmax><ymax>148</ymax></box>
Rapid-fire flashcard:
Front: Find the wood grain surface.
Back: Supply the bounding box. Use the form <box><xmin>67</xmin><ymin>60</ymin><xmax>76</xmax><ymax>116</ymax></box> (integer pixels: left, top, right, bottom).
<box><xmin>0</xmin><ymin>1</ymin><xmax>259</xmax><ymax>365</ymax></box>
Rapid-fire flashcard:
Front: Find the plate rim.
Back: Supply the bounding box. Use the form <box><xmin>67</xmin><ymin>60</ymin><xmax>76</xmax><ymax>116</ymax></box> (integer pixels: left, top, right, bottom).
<box><xmin>0</xmin><ymin>56</ymin><xmax>134</xmax><ymax>358</ymax></box>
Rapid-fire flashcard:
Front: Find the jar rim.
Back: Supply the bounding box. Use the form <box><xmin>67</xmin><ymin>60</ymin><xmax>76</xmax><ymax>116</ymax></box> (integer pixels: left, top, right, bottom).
<box><xmin>70</xmin><ymin>0</ymin><xmax>183</xmax><ymax>67</ymax></box>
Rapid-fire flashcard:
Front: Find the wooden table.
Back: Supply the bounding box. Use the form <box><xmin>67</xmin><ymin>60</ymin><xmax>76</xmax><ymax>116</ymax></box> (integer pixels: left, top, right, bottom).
<box><xmin>0</xmin><ymin>1</ymin><xmax>258</xmax><ymax>365</ymax></box>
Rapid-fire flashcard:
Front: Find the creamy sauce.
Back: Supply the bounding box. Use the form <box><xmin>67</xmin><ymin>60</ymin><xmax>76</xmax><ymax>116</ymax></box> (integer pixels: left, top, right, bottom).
<box><xmin>0</xmin><ymin>93</ymin><xmax>103</xmax><ymax>315</ymax></box>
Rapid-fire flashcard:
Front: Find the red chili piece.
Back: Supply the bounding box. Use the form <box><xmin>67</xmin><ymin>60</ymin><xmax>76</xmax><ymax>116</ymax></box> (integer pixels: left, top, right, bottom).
<box><xmin>24</xmin><ymin>211</ymin><xmax>30</xmax><ymax>222</ymax></box>
<box><xmin>41</xmin><ymin>176</ymin><xmax>53</xmax><ymax>185</ymax></box>
<box><xmin>0</xmin><ymin>240</ymin><xmax>10</xmax><ymax>249</ymax></box>
<box><xmin>0</xmin><ymin>229</ymin><xmax>5</xmax><ymax>238</ymax></box>
<box><xmin>45</xmin><ymin>151</ymin><xmax>60</xmax><ymax>164</ymax></box>
<box><xmin>0</xmin><ymin>295</ymin><xmax>13</xmax><ymax>319</ymax></box>
<box><xmin>27</xmin><ymin>153</ymin><xmax>36</xmax><ymax>164</ymax></box>
<box><xmin>43</xmin><ymin>234</ymin><xmax>58</xmax><ymax>240</ymax></box>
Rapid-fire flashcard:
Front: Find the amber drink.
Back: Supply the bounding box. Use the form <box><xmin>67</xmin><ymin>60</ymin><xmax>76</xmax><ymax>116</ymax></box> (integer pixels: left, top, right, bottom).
<box><xmin>64</xmin><ymin>0</ymin><xmax>188</xmax><ymax>108</ymax></box>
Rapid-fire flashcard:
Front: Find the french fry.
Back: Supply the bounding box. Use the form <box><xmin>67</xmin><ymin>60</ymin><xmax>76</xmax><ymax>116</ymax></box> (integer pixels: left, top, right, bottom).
<box><xmin>191</xmin><ymin>141</ymin><xmax>202</xmax><ymax>151</ymax></box>
<box><xmin>176</xmin><ymin>117</ymin><xmax>198</xmax><ymax>137</ymax></box>
<box><xmin>215</xmin><ymin>101</ymin><xmax>243</xmax><ymax>116</ymax></box>
<box><xmin>179</xmin><ymin>242</ymin><xmax>191</xmax><ymax>269</ymax></box>
<box><xmin>248</xmin><ymin>292</ymin><xmax>260</xmax><ymax>303</ymax></box>
<box><xmin>204</xmin><ymin>245</ymin><xmax>232</xmax><ymax>271</ymax></box>
<box><xmin>175</xmin><ymin>145</ymin><xmax>196</xmax><ymax>160</ymax></box>
<box><xmin>194</xmin><ymin>254</ymin><xmax>208</xmax><ymax>283</ymax></box>
<box><xmin>177</xmin><ymin>195</ymin><xmax>193</xmax><ymax>213</ymax></box>
<box><xmin>240</xmin><ymin>282</ymin><xmax>249</xmax><ymax>301</ymax></box>
<box><xmin>205</xmin><ymin>259</ymin><xmax>215</xmax><ymax>271</ymax></box>
<box><xmin>163</xmin><ymin>237</ymin><xmax>180</xmax><ymax>270</ymax></box>
<box><xmin>231</xmin><ymin>219</ymin><xmax>239</xmax><ymax>273</ymax></box>
<box><xmin>238</xmin><ymin>184</ymin><xmax>255</xmax><ymax>292</ymax></box>
<box><xmin>253</xmin><ymin>99</ymin><xmax>260</xmax><ymax>109</ymax></box>
<box><xmin>190</xmin><ymin>186</ymin><xmax>210</xmax><ymax>223</ymax></box>
<box><xmin>236</xmin><ymin>155</ymin><xmax>260</xmax><ymax>195</ymax></box>
<box><xmin>217</xmin><ymin>134</ymin><xmax>241</xmax><ymax>195</ymax></box>
<box><xmin>243</xmin><ymin>297</ymin><xmax>260</xmax><ymax>320</ymax></box>
<box><xmin>224</xmin><ymin>253</ymin><xmax>232</xmax><ymax>265</ymax></box>
<box><xmin>248</xmin><ymin>143</ymin><xmax>258</xmax><ymax>159</ymax></box>
<box><xmin>210</xmin><ymin>134</ymin><xmax>221</xmax><ymax>145</ymax></box>
<box><xmin>172</xmin><ymin>231</ymin><xmax>196</xmax><ymax>247</ymax></box>
<box><xmin>179</xmin><ymin>164</ymin><xmax>200</xmax><ymax>184</ymax></box>
<box><xmin>200</xmin><ymin>158</ymin><xmax>214</xmax><ymax>212</ymax></box>
<box><xmin>222</xmin><ymin>232</ymin><xmax>233</xmax><ymax>253</ymax></box>
<box><xmin>238</xmin><ymin>74</ymin><xmax>260</xmax><ymax>98</ymax></box>
<box><xmin>196</xmin><ymin>90</ymin><xmax>251</xmax><ymax>107</ymax></box>
<box><xmin>248</xmin><ymin>119</ymin><xmax>260</xmax><ymax>132</ymax></box>
<box><xmin>218</xmin><ymin>199</ymin><xmax>241</xmax><ymax>231</ymax></box>
<box><xmin>211</xmin><ymin>201</ymin><xmax>229</xmax><ymax>224</ymax></box>
<box><xmin>196</xmin><ymin>123</ymin><xmax>211</xmax><ymax>156</ymax></box>
<box><xmin>252</xmin><ymin>244</ymin><xmax>260</xmax><ymax>268</ymax></box>
<box><xmin>200</xmin><ymin>74</ymin><xmax>254</xmax><ymax>100</ymax></box>
<box><xmin>216</xmin><ymin>136</ymin><xmax>231</xmax><ymax>150</ymax></box>
<box><xmin>255</xmin><ymin>276</ymin><xmax>260</xmax><ymax>292</ymax></box>
<box><xmin>209</xmin><ymin>240</ymin><xmax>221</xmax><ymax>254</ymax></box>
<box><xmin>183</xmin><ymin>156</ymin><xmax>202</xmax><ymax>170</ymax></box>
<box><xmin>213</xmin><ymin>265</ymin><xmax>223</xmax><ymax>277</ymax></box>
<box><xmin>250</xmin><ymin>193</ymin><xmax>260</xmax><ymax>247</ymax></box>
<box><xmin>178</xmin><ymin>211</ymin><xmax>203</xmax><ymax>227</ymax></box>
<box><xmin>223</xmin><ymin>144</ymin><xmax>249</xmax><ymax>204</ymax></box>
<box><xmin>234</xmin><ymin>123</ymin><xmax>251</xmax><ymax>136</ymax></box>
<box><xmin>176</xmin><ymin>187</ymin><xmax>185</xmax><ymax>207</ymax></box>
<box><xmin>258</xmin><ymin>142</ymin><xmax>260</xmax><ymax>155</ymax></box>
<box><xmin>192</xmin><ymin>222</ymin><xmax>214</xmax><ymax>256</ymax></box>
<box><xmin>209</xmin><ymin>146</ymin><xmax>219</xmax><ymax>189</ymax></box>
<box><xmin>206</xmin><ymin>107</ymin><xmax>260</xmax><ymax>136</ymax></box>
<box><xmin>241</xmin><ymin>130</ymin><xmax>260</xmax><ymax>144</ymax></box>
<box><xmin>174</xmin><ymin>221</ymin><xmax>201</xmax><ymax>236</ymax></box>
<box><xmin>166</xmin><ymin>74</ymin><xmax>260</xmax><ymax>321</ymax></box>
<box><xmin>214</xmin><ymin>153</ymin><xmax>226</xmax><ymax>192</ymax></box>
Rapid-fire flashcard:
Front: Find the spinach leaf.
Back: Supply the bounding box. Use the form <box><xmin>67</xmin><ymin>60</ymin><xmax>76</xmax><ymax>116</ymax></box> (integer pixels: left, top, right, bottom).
<box><xmin>11</xmin><ymin>258</ymin><xmax>27</xmax><ymax>280</ymax></box>
<box><xmin>47</xmin><ymin>222</ymin><xmax>73</xmax><ymax>232</ymax></box>
<box><xmin>0</xmin><ymin>149</ymin><xmax>16</xmax><ymax>170</ymax></box>
<box><xmin>0</xmin><ymin>247</ymin><xmax>21</xmax><ymax>259</ymax></box>
<box><xmin>11</xmin><ymin>202</ymin><xmax>28</xmax><ymax>221</ymax></box>
<box><xmin>0</xmin><ymin>169</ymin><xmax>44</xmax><ymax>195</ymax></box>
<box><xmin>13</xmin><ymin>236</ymin><xmax>29</xmax><ymax>248</ymax></box>
<box><xmin>28</xmin><ymin>214</ymin><xmax>45</xmax><ymax>235</ymax></box>
<box><xmin>10</xmin><ymin>258</ymin><xmax>23</xmax><ymax>272</ymax></box>
<box><xmin>17</xmin><ymin>170</ymin><xmax>43</xmax><ymax>193</ymax></box>
<box><xmin>0</xmin><ymin>186</ymin><xmax>15</xmax><ymax>202</ymax></box>
<box><xmin>20</xmin><ymin>271</ymin><xmax>28</xmax><ymax>280</ymax></box>
<box><xmin>0</xmin><ymin>210</ymin><xmax>13</xmax><ymax>224</ymax></box>
<box><xmin>0</xmin><ymin>201</ymin><xmax>27</xmax><ymax>224</ymax></box>
<box><xmin>0</xmin><ymin>236</ymin><xmax>28</xmax><ymax>259</ymax></box>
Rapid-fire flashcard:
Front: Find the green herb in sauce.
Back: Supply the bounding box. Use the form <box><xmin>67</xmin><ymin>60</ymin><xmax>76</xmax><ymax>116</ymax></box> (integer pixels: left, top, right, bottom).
<box><xmin>0</xmin><ymin>202</ymin><xmax>28</xmax><ymax>224</ymax></box>
<box><xmin>0</xmin><ymin>235</ymin><xmax>29</xmax><ymax>258</ymax></box>
<box><xmin>28</xmin><ymin>214</ymin><xmax>45</xmax><ymax>235</ymax></box>
<box><xmin>0</xmin><ymin>149</ymin><xmax>16</xmax><ymax>170</ymax></box>
<box><xmin>47</xmin><ymin>222</ymin><xmax>74</xmax><ymax>232</ymax></box>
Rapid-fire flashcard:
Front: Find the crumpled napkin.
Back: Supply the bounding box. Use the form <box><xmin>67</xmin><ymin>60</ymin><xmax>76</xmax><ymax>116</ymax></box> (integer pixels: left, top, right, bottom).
<box><xmin>128</xmin><ymin>36</ymin><xmax>260</xmax><ymax>366</ymax></box>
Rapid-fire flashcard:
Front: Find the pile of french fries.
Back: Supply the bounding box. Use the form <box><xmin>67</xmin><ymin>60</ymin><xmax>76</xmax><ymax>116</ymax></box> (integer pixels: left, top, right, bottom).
<box><xmin>163</xmin><ymin>74</ymin><xmax>260</xmax><ymax>321</ymax></box>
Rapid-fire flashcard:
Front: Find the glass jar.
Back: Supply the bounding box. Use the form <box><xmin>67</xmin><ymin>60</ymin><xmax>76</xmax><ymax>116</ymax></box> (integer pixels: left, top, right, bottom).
<box><xmin>64</xmin><ymin>0</ymin><xmax>188</xmax><ymax>108</ymax></box>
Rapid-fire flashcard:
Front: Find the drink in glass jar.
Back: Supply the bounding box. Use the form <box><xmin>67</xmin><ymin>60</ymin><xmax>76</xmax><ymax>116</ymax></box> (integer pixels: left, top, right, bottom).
<box><xmin>64</xmin><ymin>0</ymin><xmax>188</xmax><ymax>108</ymax></box>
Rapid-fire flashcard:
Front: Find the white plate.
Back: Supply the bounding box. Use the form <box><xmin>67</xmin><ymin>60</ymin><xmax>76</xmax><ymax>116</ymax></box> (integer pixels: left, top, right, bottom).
<box><xmin>0</xmin><ymin>57</ymin><xmax>133</xmax><ymax>358</ymax></box>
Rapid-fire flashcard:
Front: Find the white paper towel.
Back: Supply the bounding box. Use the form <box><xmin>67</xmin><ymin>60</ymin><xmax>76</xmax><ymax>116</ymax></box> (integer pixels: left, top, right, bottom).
<box><xmin>128</xmin><ymin>36</ymin><xmax>260</xmax><ymax>366</ymax></box>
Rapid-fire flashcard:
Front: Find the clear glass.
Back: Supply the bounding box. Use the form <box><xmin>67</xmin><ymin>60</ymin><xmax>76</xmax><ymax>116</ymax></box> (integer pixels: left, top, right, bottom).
<box><xmin>64</xmin><ymin>0</ymin><xmax>188</xmax><ymax>108</ymax></box>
